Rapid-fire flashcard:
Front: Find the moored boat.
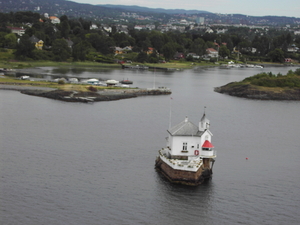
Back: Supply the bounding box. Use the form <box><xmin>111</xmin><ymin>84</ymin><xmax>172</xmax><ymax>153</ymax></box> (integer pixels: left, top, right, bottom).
<box><xmin>0</xmin><ymin>68</ymin><xmax>16</xmax><ymax>75</ymax></box>
<box><xmin>20</xmin><ymin>75</ymin><xmax>30</xmax><ymax>80</ymax></box>
<box><xmin>106</xmin><ymin>79</ymin><xmax>119</xmax><ymax>86</ymax></box>
<box><xmin>122</xmin><ymin>65</ymin><xmax>149</xmax><ymax>70</ymax></box>
<box><xmin>120</xmin><ymin>79</ymin><xmax>133</xmax><ymax>84</ymax></box>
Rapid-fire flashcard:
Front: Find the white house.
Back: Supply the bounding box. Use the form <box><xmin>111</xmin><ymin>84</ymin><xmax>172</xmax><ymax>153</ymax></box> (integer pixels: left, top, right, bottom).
<box><xmin>49</xmin><ymin>16</ymin><xmax>60</xmax><ymax>24</ymax></box>
<box><xmin>287</xmin><ymin>45</ymin><xmax>299</xmax><ymax>53</ymax></box>
<box><xmin>166</xmin><ymin>114</ymin><xmax>214</xmax><ymax>159</ymax></box>
<box><xmin>205</xmin><ymin>28</ymin><xmax>214</xmax><ymax>33</ymax></box>
<box><xmin>7</xmin><ymin>27</ymin><xmax>25</xmax><ymax>36</ymax></box>
<box><xmin>155</xmin><ymin>112</ymin><xmax>217</xmax><ymax>185</ymax></box>
<box><xmin>206</xmin><ymin>48</ymin><xmax>219</xmax><ymax>58</ymax></box>
<box><xmin>90</xmin><ymin>24</ymin><xmax>98</xmax><ymax>30</ymax></box>
<box><xmin>103</xmin><ymin>26</ymin><xmax>112</xmax><ymax>33</ymax></box>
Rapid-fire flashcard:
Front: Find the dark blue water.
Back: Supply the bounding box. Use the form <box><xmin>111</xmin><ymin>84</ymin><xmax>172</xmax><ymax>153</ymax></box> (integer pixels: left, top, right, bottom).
<box><xmin>1</xmin><ymin>66</ymin><xmax>300</xmax><ymax>225</ymax></box>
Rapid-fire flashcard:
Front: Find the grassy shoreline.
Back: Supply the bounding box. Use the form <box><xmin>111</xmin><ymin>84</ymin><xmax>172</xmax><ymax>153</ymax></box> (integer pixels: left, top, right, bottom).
<box><xmin>1</xmin><ymin>59</ymin><xmax>298</xmax><ymax>70</ymax></box>
<box><xmin>0</xmin><ymin>60</ymin><xmax>300</xmax><ymax>70</ymax></box>
<box><xmin>0</xmin><ymin>60</ymin><xmax>122</xmax><ymax>69</ymax></box>
<box><xmin>0</xmin><ymin>60</ymin><xmax>217</xmax><ymax>70</ymax></box>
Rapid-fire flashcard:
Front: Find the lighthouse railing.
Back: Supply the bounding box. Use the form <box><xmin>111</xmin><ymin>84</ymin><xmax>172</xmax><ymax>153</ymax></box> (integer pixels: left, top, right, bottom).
<box><xmin>158</xmin><ymin>148</ymin><xmax>203</xmax><ymax>172</ymax></box>
<box><xmin>200</xmin><ymin>149</ymin><xmax>217</xmax><ymax>158</ymax></box>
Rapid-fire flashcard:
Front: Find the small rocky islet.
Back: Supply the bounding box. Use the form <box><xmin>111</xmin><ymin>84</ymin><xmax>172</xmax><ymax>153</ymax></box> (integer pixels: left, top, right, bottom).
<box><xmin>214</xmin><ymin>83</ymin><xmax>300</xmax><ymax>100</ymax></box>
<box><xmin>214</xmin><ymin>69</ymin><xmax>300</xmax><ymax>100</ymax></box>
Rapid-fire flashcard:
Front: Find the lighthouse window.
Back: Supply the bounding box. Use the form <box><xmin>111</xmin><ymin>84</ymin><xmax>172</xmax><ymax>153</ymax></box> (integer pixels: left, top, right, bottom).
<box><xmin>182</xmin><ymin>142</ymin><xmax>187</xmax><ymax>151</ymax></box>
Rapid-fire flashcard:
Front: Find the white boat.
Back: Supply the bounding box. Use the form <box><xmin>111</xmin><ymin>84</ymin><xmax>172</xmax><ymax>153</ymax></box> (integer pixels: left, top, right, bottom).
<box><xmin>54</xmin><ymin>78</ymin><xmax>67</xmax><ymax>82</ymax></box>
<box><xmin>115</xmin><ymin>84</ymin><xmax>129</xmax><ymax>88</ymax></box>
<box><xmin>20</xmin><ymin>75</ymin><xmax>30</xmax><ymax>80</ymax></box>
<box><xmin>0</xmin><ymin>68</ymin><xmax>16</xmax><ymax>75</ymax></box>
<box><xmin>69</xmin><ymin>78</ymin><xmax>78</xmax><ymax>83</ymax></box>
<box><xmin>105</xmin><ymin>80</ymin><xmax>119</xmax><ymax>85</ymax></box>
<box><xmin>81</xmin><ymin>78</ymin><xmax>99</xmax><ymax>85</ymax></box>
<box><xmin>87</xmin><ymin>79</ymin><xmax>99</xmax><ymax>84</ymax></box>
<box><xmin>254</xmin><ymin>65</ymin><xmax>264</xmax><ymax>68</ymax></box>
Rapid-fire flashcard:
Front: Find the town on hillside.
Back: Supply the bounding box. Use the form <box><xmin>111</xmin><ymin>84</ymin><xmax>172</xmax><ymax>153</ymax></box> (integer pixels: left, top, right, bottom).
<box><xmin>0</xmin><ymin>0</ymin><xmax>299</xmax><ymax>64</ymax></box>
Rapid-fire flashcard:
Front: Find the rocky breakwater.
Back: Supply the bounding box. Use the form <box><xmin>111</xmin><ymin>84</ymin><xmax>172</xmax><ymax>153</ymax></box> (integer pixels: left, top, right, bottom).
<box><xmin>214</xmin><ymin>83</ymin><xmax>300</xmax><ymax>100</ymax></box>
<box><xmin>21</xmin><ymin>87</ymin><xmax>172</xmax><ymax>103</ymax></box>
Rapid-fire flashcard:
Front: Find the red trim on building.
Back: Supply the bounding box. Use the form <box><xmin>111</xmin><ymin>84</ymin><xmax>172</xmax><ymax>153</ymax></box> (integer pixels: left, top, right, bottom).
<box><xmin>202</xmin><ymin>140</ymin><xmax>214</xmax><ymax>148</ymax></box>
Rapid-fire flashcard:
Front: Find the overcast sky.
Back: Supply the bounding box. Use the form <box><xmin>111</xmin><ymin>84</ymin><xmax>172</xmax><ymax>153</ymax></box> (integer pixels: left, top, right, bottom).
<box><xmin>68</xmin><ymin>0</ymin><xmax>300</xmax><ymax>18</ymax></box>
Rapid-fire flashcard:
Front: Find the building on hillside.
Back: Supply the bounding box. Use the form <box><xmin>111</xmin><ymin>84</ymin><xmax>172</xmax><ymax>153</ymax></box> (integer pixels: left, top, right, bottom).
<box><xmin>174</xmin><ymin>52</ymin><xmax>185</xmax><ymax>59</ymax></box>
<box><xmin>29</xmin><ymin>35</ymin><xmax>43</xmax><ymax>50</ymax></box>
<box><xmin>187</xmin><ymin>53</ymin><xmax>200</xmax><ymax>59</ymax></box>
<box><xmin>195</xmin><ymin>17</ymin><xmax>205</xmax><ymax>25</ymax></box>
<box><xmin>155</xmin><ymin>112</ymin><xmax>217</xmax><ymax>185</ymax></box>
<box><xmin>114</xmin><ymin>47</ymin><xmax>123</xmax><ymax>55</ymax></box>
<box><xmin>122</xmin><ymin>46</ymin><xmax>132</xmax><ymax>51</ymax></box>
<box><xmin>287</xmin><ymin>45</ymin><xmax>299</xmax><ymax>53</ymax></box>
<box><xmin>216</xmin><ymin>28</ymin><xmax>228</xmax><ymax>34</ymax></box>
<box><xmin>65</xmin><ymin>39</ymin><xmax>73</xmax><ymax>48</ymax></box>
<box><xmin>206</xmin><ymin>48</ymin><xmax>219</xmax><ymax>58</ymax></box>
<box><xmin>116</xmin><ymin>26</ymin><xmax>128</xmax><ymax>34</ymax></box>
<box><xmin>90</xmin><ymin>24</ymin><xmax>98</xmax><ymax>30</ymax></box>
<box><xmin>102</xmin><ymin>26</ymin><xmax>112</xmax><ymax>33</ymax></box>
<box><xmin>7</xmin><ymin>27</ymin><xmax>25</xmax><ymax>36</ymax></box>
<box><xmin>205</xmin><ymin>28</ymin><xmax>214</xmax><ymax>33</ymax></box>
<box><xmin>285</xmin><ymin>58</ymin><xmax>292</xmax><ymax>63</ymax></box>
<box><xmin>134</xmin><ymin>25</ymin><xmax>145</xmax><ymax>30</ymax></box>
<box><xmin>49</xmin><ymin>16</ymin><xmax>60</xmax><ymax>24</ymax></box>
<box><xmin>147</xmin><ymin>47</ymin><xmax>155</xmax><ymax>55</ymax></box>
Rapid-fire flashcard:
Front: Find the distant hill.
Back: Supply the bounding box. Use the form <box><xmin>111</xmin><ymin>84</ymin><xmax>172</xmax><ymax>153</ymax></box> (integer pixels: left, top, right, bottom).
<box><xmin>99</xmin><ymin>4</ymin><xmax>211</xmax><ymax>15</ymax></box>
<box><xmin>0</xmin><ymin>0</ymin><xmax>123</xmax><ymax>18</ymax></box>
<box><xmin>0</xmin><ymin>0</ymin><xmax>299</xmax><ymax>25</ymax></box>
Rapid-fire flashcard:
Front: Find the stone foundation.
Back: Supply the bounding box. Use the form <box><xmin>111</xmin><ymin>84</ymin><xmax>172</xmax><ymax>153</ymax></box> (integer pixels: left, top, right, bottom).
<box><xmin>155</xmin><ymin>157</ymin><xmax>213</xmax><ymax>186</ymax></box>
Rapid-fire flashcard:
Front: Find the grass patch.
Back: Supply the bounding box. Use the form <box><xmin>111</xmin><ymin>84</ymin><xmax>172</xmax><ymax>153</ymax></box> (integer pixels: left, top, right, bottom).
<box><xmin>144</xmin><ymin>60</ymin><xmax>219</xmax><ymax>69</ymax></box>
<box><xmin>0</xmin><ymin>60</ymin><xmax>123</xmax><ymax>69</ymax></box>
<box><xmin>0</xmin><ymin>49</ymin><xmax>15</xmax><ymax>61</ymax></box>
<box><xmin>0</xmin><ymin>59</ymin><xmax>221</xmax><ymax>70</ymax></box>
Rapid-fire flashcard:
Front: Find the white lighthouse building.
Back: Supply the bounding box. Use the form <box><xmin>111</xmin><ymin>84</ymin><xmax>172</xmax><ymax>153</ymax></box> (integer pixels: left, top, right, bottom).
<box><xmin>155</xmin><ymin>112</ymin><xmax>216</xmax><ymax>185</ymax></box>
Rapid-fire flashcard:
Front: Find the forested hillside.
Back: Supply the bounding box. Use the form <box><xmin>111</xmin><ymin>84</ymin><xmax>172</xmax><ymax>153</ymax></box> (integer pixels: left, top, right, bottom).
<box><xmin>0</xmin><ymin>11</ymin><xmax>299</xmax><ymax>63</ymax></box>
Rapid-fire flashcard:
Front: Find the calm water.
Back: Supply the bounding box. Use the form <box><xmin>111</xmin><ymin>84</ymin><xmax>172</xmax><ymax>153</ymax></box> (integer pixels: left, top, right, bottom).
<box><xmin>1</xmin><ymin>66</ymin><xmax>300</xmax><ymax>225</ymax></box>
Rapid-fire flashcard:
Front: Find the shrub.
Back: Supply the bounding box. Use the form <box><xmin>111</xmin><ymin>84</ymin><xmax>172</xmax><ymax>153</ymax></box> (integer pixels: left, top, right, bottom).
<box><xmin>87</xmin><ymin>85</ymin><xmax>97</xmax><ymax>92</ymax></box>
<box><xmin>243</xmin><ymin>73</ymin><xmax>270</xmax><ymax>82</ymax></box>
<box><xmin>295</xmin><ymin>68</ymin><xmax>300</xmax><ymax>76</ymax></box>
<box><xmin>58</xmin><ymin>79</ymin><xmax>65</xmax><ymax>85</ymax></box>
<box><xmin>243</xmin><ymin>69</ymin><xmax>300</xmax><ymax>88</ymax></box>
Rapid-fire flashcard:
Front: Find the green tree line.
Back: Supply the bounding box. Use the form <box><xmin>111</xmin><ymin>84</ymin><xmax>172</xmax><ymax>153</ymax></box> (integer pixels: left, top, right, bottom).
<box><xmin>242</xmin><ymin>69</ymin><xmax>300</xmax><ymax>88</ymax></box>
<box><xmin>0</xmin><ymin>11</ymin><xmax>299</xmax><ymax>63</ymax></box>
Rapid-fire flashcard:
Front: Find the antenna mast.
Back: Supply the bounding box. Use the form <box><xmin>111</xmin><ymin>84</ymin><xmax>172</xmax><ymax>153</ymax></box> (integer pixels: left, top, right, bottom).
<box><xmin>169</xmin><ymin>97</ymin><xmax>172</xmax><ymax>129</ymax></box>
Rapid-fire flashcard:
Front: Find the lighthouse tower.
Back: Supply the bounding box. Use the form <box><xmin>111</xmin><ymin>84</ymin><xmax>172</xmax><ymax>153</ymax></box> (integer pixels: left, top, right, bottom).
<box><xmin>155</xmin><ymin>111</ymin><xmax>217</xmax><ymax>185</ymax></box>
<box><xmin>199</xmin><ymin>112</ymin><xmax>210</xmax><ymax>131</ymax></box>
